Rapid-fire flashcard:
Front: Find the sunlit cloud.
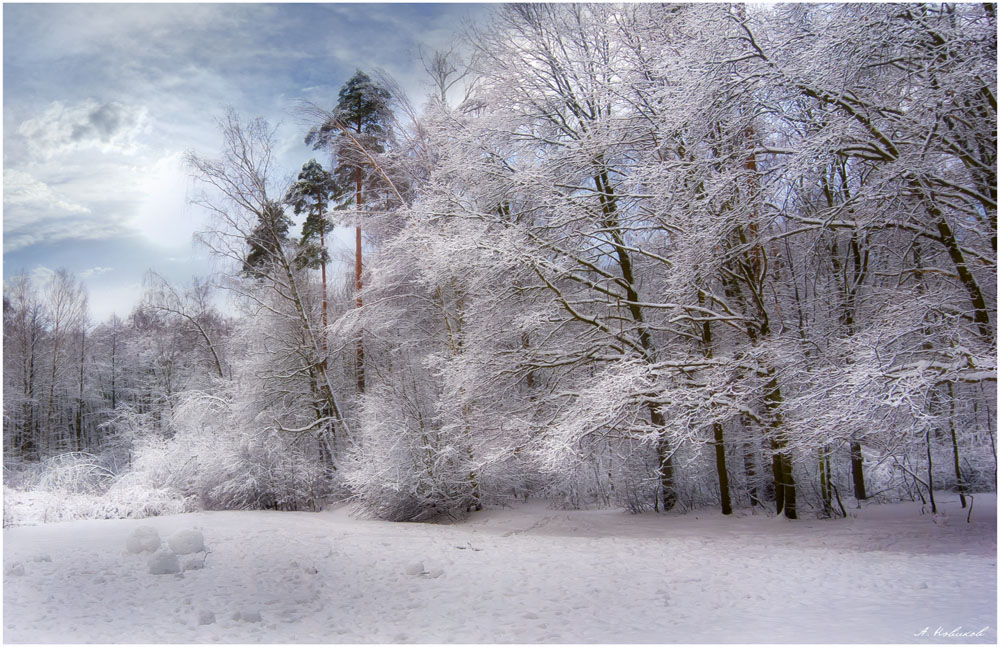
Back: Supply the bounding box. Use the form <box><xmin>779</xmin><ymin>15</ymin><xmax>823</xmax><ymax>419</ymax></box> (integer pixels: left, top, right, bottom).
<box><xmin>131</xmin><ymin>152</ymin><xmax>201</xmax><ymax>249</ymax></box>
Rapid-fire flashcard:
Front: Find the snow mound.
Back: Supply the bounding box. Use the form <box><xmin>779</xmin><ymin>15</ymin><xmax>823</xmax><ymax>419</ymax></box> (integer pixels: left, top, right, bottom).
<box><xmin>405</xmin><ymin>561</ymin><xmax>443</xmax><ymax>578</ymax></box>
<box><xmin>182</xmin><ymin>555</ymin><xmax>205</xmax><ymax>571</ymax></box>
<box><xmin>167</xmin><ymin>529</ymin><xmax>204</xmax><ymax>555</ymax></box>
<box><xmin>126</xmin><ymin>526</ymin><xmax>161</xmax><ymax>554</ymax></box>
<box><xmin>197</xmin><ymin>610</ymin><xmax>215</xmax><ymax>625</ymax></box>
<box><xmin>5</xmin><ymin>562</ymin><xmax>26</xmax><ymax>576</ymax></box>
<box><xmin>232</xmin><ymin>610</ymin><xmax>261</xmax><ymax>623</ymax></box>
<box><xmin>147</xmin><ymin>550</ymin><xmax>180</xmax><ymax>575</ymax></box>
<box><xmin>30</xmin><ymin>554</ymin><xmax>51</xmax><ymax>563</ymax></box>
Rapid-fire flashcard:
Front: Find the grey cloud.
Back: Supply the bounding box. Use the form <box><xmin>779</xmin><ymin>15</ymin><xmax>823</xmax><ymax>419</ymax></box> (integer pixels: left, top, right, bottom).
<box><xmin>17</xmin><ymin>100</ymin><xmax>147</xmax><ymax>159</ymax></box>
<box><xmin>89</xmin><ymin>103</ymin><xmax>125</xmax><ymax>139</ymax></box>
<box><xmin>3</xmin><ymin>207</ymin><xmax>132</xmax><ymax>253</ymax></box>
<box><xmin>69</xmin><ymin>102</ymin><xmax>127</xmax><ymax>142</ymax></box>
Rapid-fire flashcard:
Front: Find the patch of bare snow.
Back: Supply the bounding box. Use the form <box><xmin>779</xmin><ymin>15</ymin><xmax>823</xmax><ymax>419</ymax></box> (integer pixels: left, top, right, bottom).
<box><xmin>2</xmin><ymin>494</ymin><xmax>995</xmax><ymax>643</ymax></box>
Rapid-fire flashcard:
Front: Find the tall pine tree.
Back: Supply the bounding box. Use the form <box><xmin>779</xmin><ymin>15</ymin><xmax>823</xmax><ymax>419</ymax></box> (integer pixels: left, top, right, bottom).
<box><xmin>305</xmin><ymin>70</ymin><xmax>394</xmax><ymax>393</ymax></box>
<box><xmin>286</xmin><ymin>159</ymin><xmax>339</xmax><ymax>357</ymax></box>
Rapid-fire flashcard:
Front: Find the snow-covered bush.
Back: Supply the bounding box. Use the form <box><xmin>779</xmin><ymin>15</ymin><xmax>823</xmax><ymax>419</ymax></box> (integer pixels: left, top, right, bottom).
<box><xmin>1</xmin><ymin>445</ymin><xmax>194</xmax><ymax>527</ymax></box>
<box><xmin>125</xmin><ymin>388</ymin><xmax>329</xmax><ymax>512</ymax></box>
<box><xmin>345</xmin><ymin>379</ymin><xmax>481</xmax><ymax>521</ymax></box>
<box><xmin>11</xmin><ymin>451</ymin><xmax>119</xmax><ymax>495</ymax></box>
<box><xmin>2</xmin><ymin>482</ymin><xmax>193</xmax><ymax>528</ymax></box>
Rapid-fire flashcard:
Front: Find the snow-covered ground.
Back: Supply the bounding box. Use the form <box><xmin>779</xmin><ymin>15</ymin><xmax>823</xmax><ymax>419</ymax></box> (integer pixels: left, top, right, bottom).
<box><xmin>4</xmin><ymin>493</ymin><xmax>996</xmax><ymax>643</ymax></box>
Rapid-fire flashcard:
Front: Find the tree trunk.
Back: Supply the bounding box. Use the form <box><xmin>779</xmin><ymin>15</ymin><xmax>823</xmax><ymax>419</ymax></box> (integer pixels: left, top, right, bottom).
<box><xmin>713</xmin><ymin>422</ymin><xmax>732</xmax><ymax>515</ymax></box>
<box><xmin>594</xmin><ymin>167</ymin><xmax>677</xmax><ymax>511</ymax></box>
<box><xmin>743</xmin><ymin>430</ymin><xmax>762</xmax><ymax>508</ymax></box>
<box><xmin>355</xmin><ymin>165</ymin><xmax>365</xmax><ymax>394</ymax></box>
<box><xmin>650</xmin><ymin>406</ymin><xmax>677</xmax><ymax>512</ymax></box>
<box><xmin>763</xmin><ymin>370</ymin><xmax>796</xmax><ymax>519</ymax></box>
<box><xmin>654</xmin><ymin>416</ymin><xmax>678</xmax><ymax>512</ymax></box>
<box><xmin>850</xmin><ymin>441</ymin><xmax>867</xmax><ymax>500</ymax></box>
<box><xmin>948</xmin><ymin>383</ymin><xmax>967</xmax><ymax>508</ymax></box>
<box><xmin>699</xmin><ymin>297</ymin><xmax>732</xmax><ymax>515</ymax></box>
<box><xmin>934</xmin><ymin>216</ymin><xmax>993</xmax><ymax>345</ymax></box>
<box><xmin>819</xmin><ymin>445</ymin><xmax>832</xmax><ymax>517</ymax></box>
<box><xmin>926</xmin><ymin>427</ymin><xmax>937</xmax><ymax>514</ymax></box>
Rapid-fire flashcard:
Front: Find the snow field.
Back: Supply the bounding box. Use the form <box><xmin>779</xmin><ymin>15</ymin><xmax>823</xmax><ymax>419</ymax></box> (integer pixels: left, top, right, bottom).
<box><xmin>3</xmin><ymin>494</ymin><xmax>996</xmax><ymax>643</ymax></box>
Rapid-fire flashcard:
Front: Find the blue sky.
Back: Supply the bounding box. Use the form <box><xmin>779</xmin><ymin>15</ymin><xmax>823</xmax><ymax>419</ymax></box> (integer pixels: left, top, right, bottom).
<box><xmin>3</xmin><ymin>3</ymin><xmax>491</xmax><ymax>321</ymax></box>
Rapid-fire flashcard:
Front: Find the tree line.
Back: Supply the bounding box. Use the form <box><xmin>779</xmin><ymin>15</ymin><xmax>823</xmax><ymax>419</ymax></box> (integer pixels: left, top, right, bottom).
<box><xmin>4</xmin><ymin>3</ymin><xmax>996</xmax><ymax>520</ymax></box>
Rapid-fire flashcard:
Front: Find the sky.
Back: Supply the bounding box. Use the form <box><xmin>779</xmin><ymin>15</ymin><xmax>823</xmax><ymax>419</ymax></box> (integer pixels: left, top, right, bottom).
<box><xmin>3</xmin><ymin>2</ymin><xmax>493</xmax><ymax>322</ymax></box>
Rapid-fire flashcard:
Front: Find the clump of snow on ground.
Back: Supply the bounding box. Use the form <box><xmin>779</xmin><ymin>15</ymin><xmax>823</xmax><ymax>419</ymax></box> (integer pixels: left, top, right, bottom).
<box><xmin>4</xmin><ymin>562</ymin><xmax>26</xmax><ymax>577</ymax></box>
<box><xmin>125</xmin><ymin>526</ymin><xmax>161</xmax><ymax>554</ymax></box>
<box><xmin>3</xmin><ymin>494</ymin><xmax>996</xmax><ymax>643</ymax></box>
<box><xmin>232</xmin><ymin>610</ymin><xmax>262</xmax><ymax>623</ymax></box>
<box><xmin>147</xmin><ymin>549</ymin><xmax>181</xmax><ymax>575</ymax></box>
<box><xmin>168</xmin><ymin>529</ymin><xmax>205</xmax><ymax>554</ymax></box>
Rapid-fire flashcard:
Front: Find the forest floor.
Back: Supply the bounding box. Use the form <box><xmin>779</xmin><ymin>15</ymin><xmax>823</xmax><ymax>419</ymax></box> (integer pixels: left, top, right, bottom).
<box><xmin>3</xmin><ymin>493</ymin><xmax>996</xmax><ymax>644</ymax></box>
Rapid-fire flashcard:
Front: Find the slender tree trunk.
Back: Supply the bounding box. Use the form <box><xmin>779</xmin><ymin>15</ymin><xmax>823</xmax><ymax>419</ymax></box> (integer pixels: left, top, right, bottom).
<box><xmin>926</xmin><ymin>427</ymin><xmax>937</xmax><ymax>514</ymax></box>
<box><xmin>947</xmin><ymin>382</ymin><xmax>967</xmax><ymax>508</ymax></box>
<box><xmin>743</xmin><ymin>429</ymin><xmax>762</xmax><ymax>508</ymax></box>
<box><xmin>76</xmin><ymin>327</ymin><xmax>86</xmax><ymax>451</ymax></box>
<box><xmin>594</xmin><ymin>167</ymin><xmax>677</xmax><ymax>511</ymax></box>
<box><xmin>110</xmin><ymin>331</ymin><xmax>117</xmax><ymax>412</ymax></box>
<box><xmin>46</xmin><ymin>334</ymin><xmax>60</xmax><ymax>455</ymax></box>
<box><xmin>279</xmin><ymin>244</ymin><xmax>349</xmax><ymax>449</ymax></box>
<box><xmin>355</xmin><ymin>165</ymin><xmax>365</xmax><ymax>394</ymax></box>
<box><xmin>652</xmin><ymin>406</ymin><xmax>677</xmax><ymax>512</ymax></box>
<box><xmin>829</xmin><ymin>234</ymin><xmax>870</xmax><ymax>502</ymax></box>
<box><xmin>933</xmin><ymin>216</ymin><xmax>993</xmax><ymax>345</ymax></box>
<box><xmin>819</xmin><ymin>445</ymin><xmax>832</xmax><ymax>517</ymax></box>
<box><xmin>320</xmin><ymin>223</ymin><xmax>328</xmax><ymax>350</ymax></box>
<box><xmin>763</xmin><ymin>370</ymin><xmax>796</xmax><ymax>519</ymax></box>
<box><xmin>698</xmin><ymin>291</ymin><xmax>732</xmax><ymax>515</ymax></box>
<box><xmin>713</xmin><ymin>422</ymin><xmax>732</xmax><ymax>515</ymax></box>
<box><xmin>850</xmin><ymin>442</ymin><xmax>867</xmax><ymax>500</ymax></box>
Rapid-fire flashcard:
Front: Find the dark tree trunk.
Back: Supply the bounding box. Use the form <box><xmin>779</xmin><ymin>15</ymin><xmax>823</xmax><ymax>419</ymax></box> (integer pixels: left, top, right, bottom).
<box><xmin>764</xmin><ymin>373</ymin><xmax>796</xmax><ymax>519</ymax></box>
<box><xmin>948</xmin><ymin>383</ymin><xmax>967</xmax><ymax>508</ymax></box>
<box><xmin>743</xmin><ymin>433</ymin><xmax>762</xmax><ymax>508</ymax></box>
<box><xmin>355</xmin><ymin>166</ymin><xmax>365</xmax><ymax>394</ymax></box>
<box><xmin>714</xmin><ymin>422</ymin><xmax>732</xmax><ymax>515</ymax></box>
<box><xmin>850</xmin><ymin>441</ymin><xmax>867</xmax><ymax>500</ymax></box>
<box><xmin>652</xmin><ymin>407</ymin><xmax>677</xmax><ymax>512</ymax></box>
<box><xmin>926</xmin><ymin>428</ymin><xmax>937</xmax><ymax>514</ymax></box>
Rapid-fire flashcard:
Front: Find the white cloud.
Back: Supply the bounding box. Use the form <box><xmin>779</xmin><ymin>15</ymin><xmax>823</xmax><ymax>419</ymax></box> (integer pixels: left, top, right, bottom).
<box><xmin>1</xmin><ymin>169</ymin><xmax>127</xmax><ymax>253</ymax></box>
<box><xmin>79</xmin><ymin>266</ymin><xmax>113</xmax><ymax>279</ymax></box>
<box><xmin>17</xmin><ymin>99</ymin><xmax>148</xmax><ymax>160</ymax></box>
<box><xmin>3</xmin><ymin>168</ymin><xmax>91</xmax><ymax>214</ymax></box>
<box><xmin>28</xmin><ymin>265</ymin><xmax>56</xmax><ymax>288</ymax></box>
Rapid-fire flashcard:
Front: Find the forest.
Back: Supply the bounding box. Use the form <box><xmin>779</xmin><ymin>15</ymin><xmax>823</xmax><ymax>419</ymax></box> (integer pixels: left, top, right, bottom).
<box><xmin>4</xmin><ymin>3</ymin><xmax>997</xmax><ymax>525</ymax></box>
